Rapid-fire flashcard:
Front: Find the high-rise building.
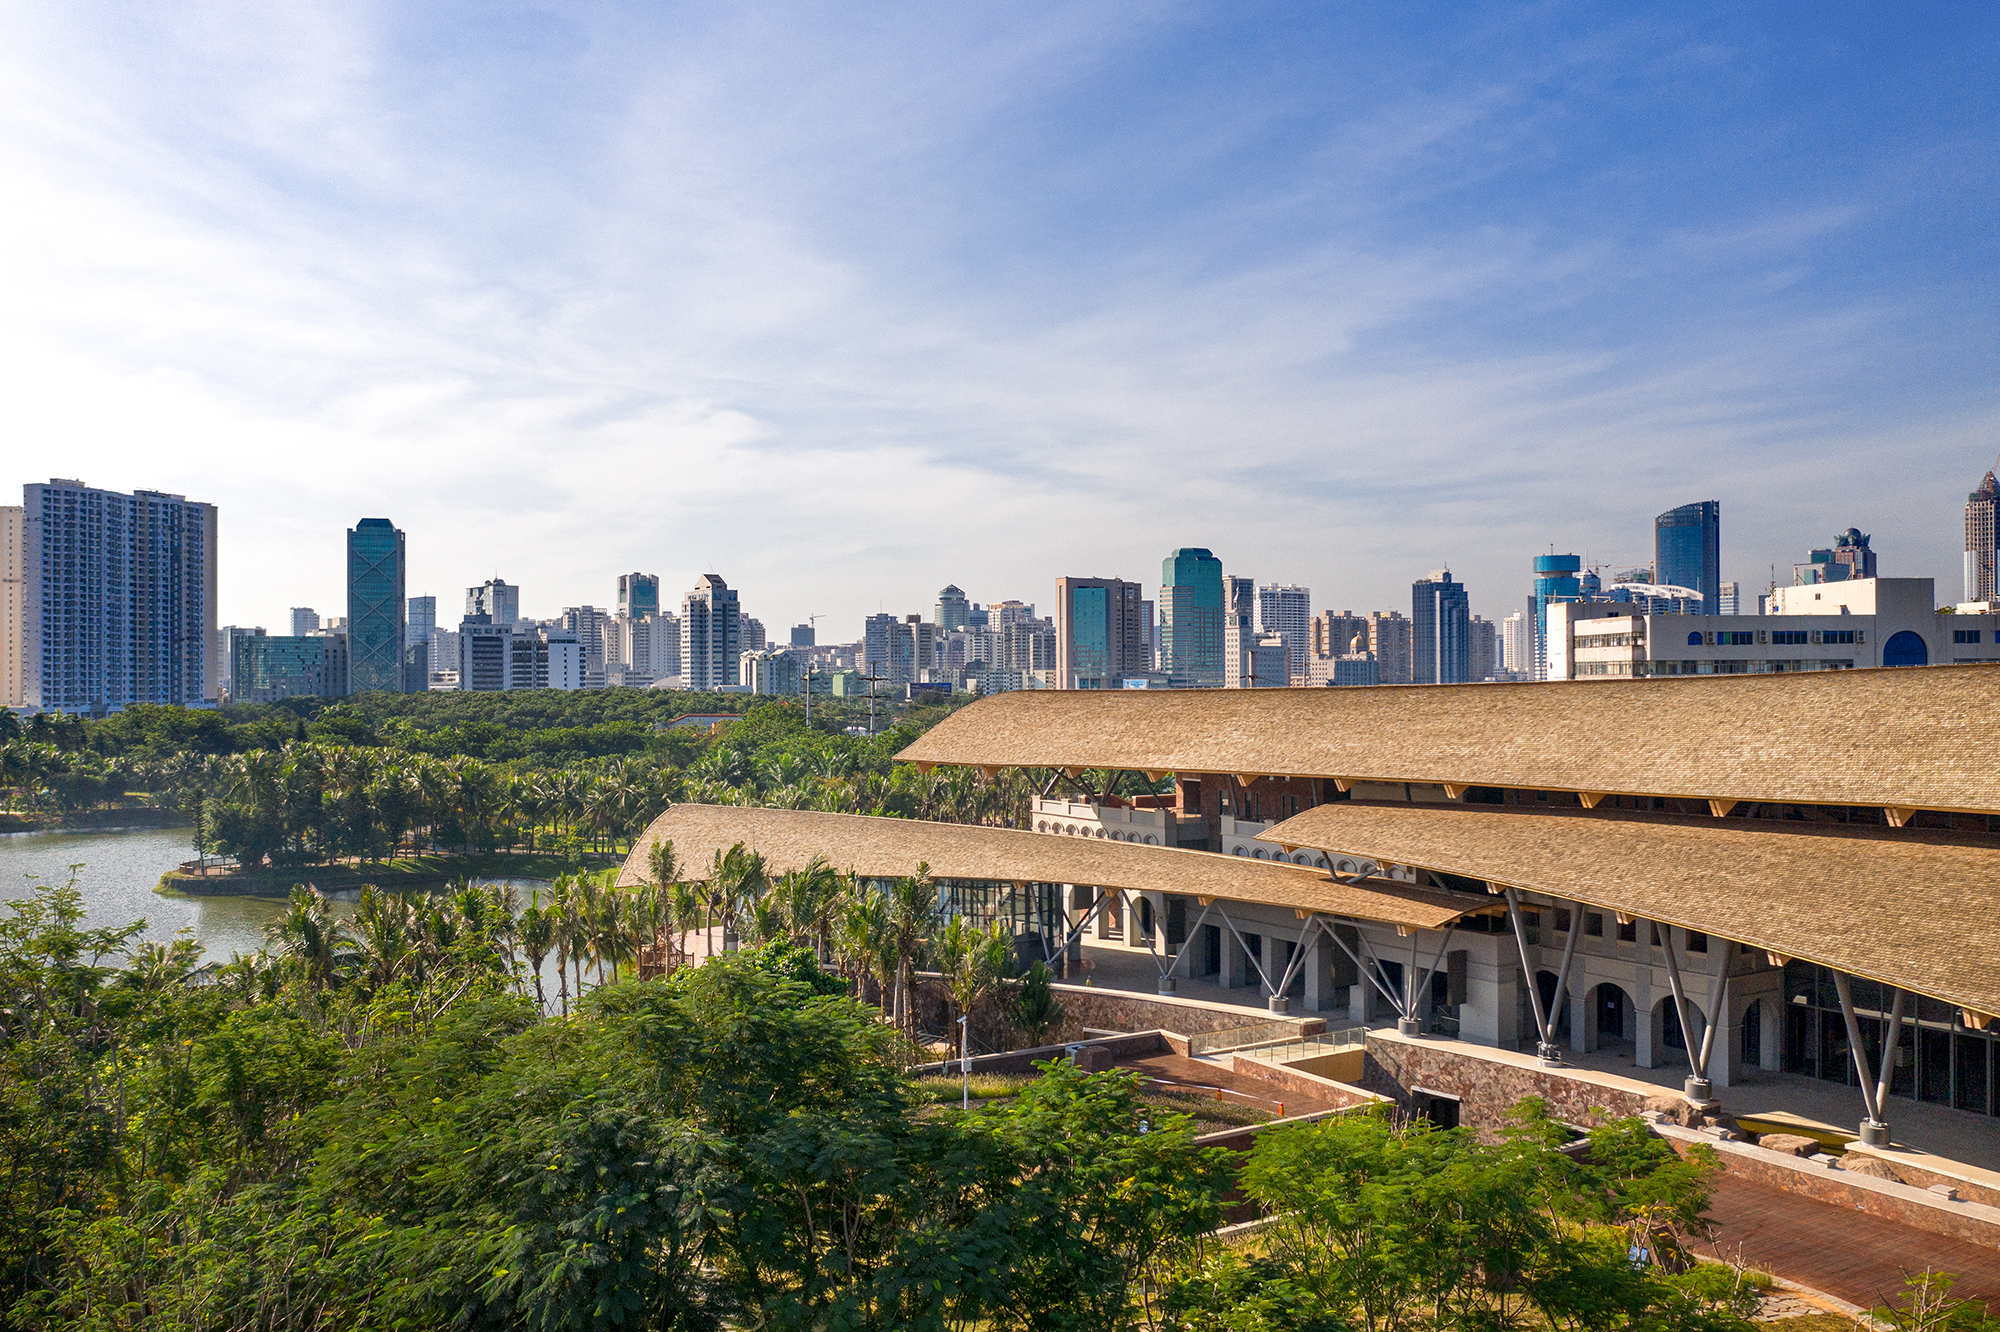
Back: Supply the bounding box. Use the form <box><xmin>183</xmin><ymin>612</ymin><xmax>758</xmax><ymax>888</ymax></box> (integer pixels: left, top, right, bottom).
<box><xmin>617</xmin><ymin>573</ymin><xmax>660</xmax><ymax>621</ymax></box>
<box><xmin>562</xmin><ymin>606</ymin><xmax>612</xmax><ymax>683</ymax></box>
<box><xmin>454</xmin><ymin>615</ymin><xmax>581</xmax><ymax>692</ymax></box>
<box><xmin>1368</xmin><ymin>610</ymin><xmax>1413</xmax><ymax>685</ymax></box>
<box><xmin>1054</xmin><ymin>577</ymin><xmax>1146</xmax><ymax>688</ymax></box>
<box><xmin>681</xmin><ymin>574</ymin><xmax>741</xmax><ymax>691</ymax></box>
<box><xmin>466</xmin><ymin>579</ymin><xmax>520</xmax><ymax>628</ymax></box>
<box><xmin>1655</xmin><ymin>501</ymin><xmax>1721</xmax><ymax>615</ymax></box>
<box><xmin>1530</xmin><ymin>554</ymin><xmax>1584</xmax><ymax>681</ymax></box>
<box><xmin>1502</xmin><ymin>611</ymin><xmax>1529</xmax><ymax>676</ymax></box>
<box><xmin>1468</xmin><ymin>615</ymin><xmax>1499</xmax><ymax>683</ymax></box>
<box><xmin>22</xmin><ymin>480</ymin><xmax>218</xmax><ymax>714</ymax></box>
<box><xmin>234</xmin><ymin>634</ymin><xmax>347</xmax><ymax>702</ymax></box>
<box><xmin>1160</xmin><ymin>548</ymin><xmax>1224</xmax><ymax>688</ymax></box>
<box><xmin>1257</xmin><ymin>584</ymin><xmax>1311</xmax><ymax>682</ymax></box>
<box><xmin>1312</xmin><ymin>611</ymin><xmax>1370</xmax><ymax>662</ymax></box>
<box><xmin>935</xmin><ymin>585</ymin><xmax>970</xmax><ymax>632</ymax></box>
<box><xmin>1411</xmin><ymin>569</ymin><xmax>1470</xmax><ymax>685</ymax></box>
<box><xmin>743</xmin><ymin>617</ymin><xmax>767</xmax><ymax>653</ymax></box>
<box><xmin>1140</xmin><ymin>598</ymin><xmax>1156</xmax><ymax>669</ymax></box>
<box><xmin>1967</xmin><ymin>465</ymin><xmax>2000</xmax><ymax>604</ymax></box>
<box><xmin>0</xmin><ymin>505</ymin><xmax>22</xmax><ymax>708</ymax></box>
<box><xmin>1223</xmin><ymin>574</ymin><xmax>1257</xmax><ymax>687</ymax></box>
<box><xmin>1717</xmin><ymin>582</ymin><xmax>1740</xmax><ymax>617</ymax></box>
<box><xmin>619</xmin><ymin>613</ymin><xmax>676</xmax><ymax>682</ymax></box>
<box><xmin>1795</xmin><ymin>529</ymin><xmax>1878</xmax><ymax>587</ymax></box>
<box><xmin>291</xmin><ymin>607</ymin><xmax>319</xmax><ymax>637</ymax></box>
<box><xmin>217</xmin><ymin>626</ymin><xmax>264</xmax><ymax>701</ymax></box>
<box><xmin>407</xmin><ymin>596</ymin><xmax>437</xmax><ymax>659</ymax></box>
<box><xmin>988</xmin><ymin>600</ymin><xmax>1036</xmax><ymax>629</ymax></box>
<box><xmin>1000</xmin><ymin>620</ymin><xmax>1056</xmax><ymax>674</ymax></box>
<box><xmin>790</xmin><ymin>623</ymin><xmax>816</xmax><ymax>647</ymax></box>
<box><xmin>345</xmin><ymin>518</ymin><xmax>405</xmax><ymax>694</ymax></box>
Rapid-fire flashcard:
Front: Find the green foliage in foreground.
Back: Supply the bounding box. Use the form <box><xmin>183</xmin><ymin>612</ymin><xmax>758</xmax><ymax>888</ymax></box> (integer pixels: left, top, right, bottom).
<box><xmin>0</xmin><ymin>867</ymin><xmax>1858</xmax><ymax>1332</ymax></box>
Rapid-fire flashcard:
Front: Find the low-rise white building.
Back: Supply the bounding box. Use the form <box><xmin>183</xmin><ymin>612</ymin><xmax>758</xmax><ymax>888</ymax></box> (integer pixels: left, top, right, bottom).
<box><xmin>1546</xmin><ymin>577</ymin><xmax>2000</xmax><ymax>679</ymax></box>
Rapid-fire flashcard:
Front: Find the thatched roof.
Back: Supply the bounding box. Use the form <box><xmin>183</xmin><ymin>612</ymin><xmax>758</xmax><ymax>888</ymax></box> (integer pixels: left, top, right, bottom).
<box><xmin>1259</xmin><ymin>802</ymin><xmax>2000</xmax><ymax>1019</ymax></box>
<box><xmin>618</xmin><ymin>805</ymin><xmax>1473</xmax><ymax>929</ymax></box>
<box><xmin>894</xmin><ymin>666</ymin><xmax>2000</xmax><ymax>815</ymax></box>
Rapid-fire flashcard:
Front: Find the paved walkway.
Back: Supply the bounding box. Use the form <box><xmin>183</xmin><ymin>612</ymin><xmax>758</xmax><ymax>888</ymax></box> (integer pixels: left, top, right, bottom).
<box><xmin>1700</xmin><ymin>1174</ymin><xmax>2000</xmax><ymax>1313</ymax></box>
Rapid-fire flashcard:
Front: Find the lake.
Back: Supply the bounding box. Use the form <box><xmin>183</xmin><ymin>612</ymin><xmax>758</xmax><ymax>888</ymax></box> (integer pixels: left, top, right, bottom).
<box><xmin>0</xmin><ymin>825</ymin><xmax>555</xmax><ymax>965</ymax></box>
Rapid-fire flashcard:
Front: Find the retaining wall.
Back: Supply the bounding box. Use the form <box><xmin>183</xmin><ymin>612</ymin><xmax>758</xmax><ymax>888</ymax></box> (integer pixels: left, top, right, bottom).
<box><xmin>1052</xmin><ymin>984</ymin><xmax>1326</xmax><ymax>1044</ymax></box>
<box><xmin>1362</xmin><ymin>1035</ymin><xmax>1651</xmax><ymax>1131</ymax></box>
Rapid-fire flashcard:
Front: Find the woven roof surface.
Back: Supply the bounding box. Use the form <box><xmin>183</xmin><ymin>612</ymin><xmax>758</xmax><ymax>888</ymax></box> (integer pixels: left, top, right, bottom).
<box><xmin>618</xmin><ymin>804</ymin><xmax>1471</xmax><ymax>928</ymax></box>
<box><xmin>895</xmin><ymin>666</ymin><xmax>2000</xmax><ymax>813</ymax></box>
<box><xmin>1259</xmin><ymin>802</ymin><xmax>2000</xmax><ymax>1017</ymax></box>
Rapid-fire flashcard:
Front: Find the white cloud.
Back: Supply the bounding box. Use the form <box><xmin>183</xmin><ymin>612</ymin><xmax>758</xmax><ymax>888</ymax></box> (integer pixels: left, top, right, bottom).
<box><xmin>0</xmin><ymin>1</ymin><xmax>1992</xmax><ymax>640</ymax></box>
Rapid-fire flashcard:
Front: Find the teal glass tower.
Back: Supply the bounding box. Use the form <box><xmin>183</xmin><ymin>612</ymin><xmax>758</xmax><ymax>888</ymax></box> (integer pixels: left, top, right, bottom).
<box><xmin>1160</xmin><ymin>548</ymin><xmax>1224</xmax><ymax>688</ymax></box>
<box><xmin>1530</xmin><ymin>554</ymin><xmax>1582</xmax><ymax>682</ymax></box>
<box><xmin>346</xmin><ymin>518</ymin><xmax>406</xmax><ymax>694</ymax></box>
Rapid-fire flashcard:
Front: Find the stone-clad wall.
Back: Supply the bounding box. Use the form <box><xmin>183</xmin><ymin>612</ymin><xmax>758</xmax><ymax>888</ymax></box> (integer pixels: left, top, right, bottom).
<box><xmin>1363</xmin><ymin>1037</ymin><xmax>1650</xmax><ymax>1131</ymax></box>
<box><xmin>1051</xmin><ymin>984</ymin><xmax>1325</xmax><ymax>1044</ymax></box>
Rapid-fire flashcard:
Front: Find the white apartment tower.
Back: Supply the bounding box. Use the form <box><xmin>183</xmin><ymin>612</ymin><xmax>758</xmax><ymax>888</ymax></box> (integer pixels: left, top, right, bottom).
<box><xmin>1256</xmin><ymin>583</ymin><xmax>1311</xmax><ymax>682</ymax></box>
<box><xmin>22</xmin><ymin>480</ymin><xmax>218</xmax><ymax>714</ymax></box>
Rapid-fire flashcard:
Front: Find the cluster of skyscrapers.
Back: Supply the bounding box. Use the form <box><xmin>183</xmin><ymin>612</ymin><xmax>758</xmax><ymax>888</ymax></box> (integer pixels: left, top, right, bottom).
<box><xmin>6</xmin><ymin>462</ymin><xmax>2000</xmax><ymax>714</ymax></box>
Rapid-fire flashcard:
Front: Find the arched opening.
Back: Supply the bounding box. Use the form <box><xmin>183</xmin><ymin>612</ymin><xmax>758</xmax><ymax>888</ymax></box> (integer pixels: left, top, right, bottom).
<box><xmin>1591</xmin><ymin>983</ymin><xmax>1632</xmax><ymax>1050</ymax></box>
<box><xmin>1686</xmin><ymin>631</ymin><xmax>1703</xmax><ymax>646</ymax></box>
<box><xmin>1652</xmin><ymin>996</ymin><xmax>1709</xmax><ymax>1065</ymax></box>
<box><xmin>1137</xmin><ymin>896</ymin><xmax>1154</xmax><ymax>943</ymax></box>
<box><xmin>1883</xmin><ymin>630</ymin><xmax>1929</xmax><ymax>667</ymax></box>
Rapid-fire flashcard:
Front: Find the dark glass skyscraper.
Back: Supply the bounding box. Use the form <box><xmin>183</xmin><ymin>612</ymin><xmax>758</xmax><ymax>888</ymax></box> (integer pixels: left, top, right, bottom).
<box><xmin>1160</xmin><ymin>548</ymin><xmax>1224</xmax><ymax>688</ymax></box>
<box><xmin>1411</xmin><ymin>569</ymin><xmax>1470</xmax><ymax>684</ymax></box>
<box><xmin>346</xmin><ymin>518</ymin><xmax>406</xmax><ymax>694</ymax></box>
<box><xmin>1655</xmin><ymin>500</ymin><xmax>1721</xmax><ymax>614</ymax></box>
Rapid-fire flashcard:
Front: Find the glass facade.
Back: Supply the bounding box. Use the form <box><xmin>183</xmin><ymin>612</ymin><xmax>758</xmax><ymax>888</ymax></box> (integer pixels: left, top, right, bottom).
<box><xmin>1160</xmin><ymin>547</ymin><xmax>1224</xmax><ymax>688</ymax></box>
<box><xmin>1071</xmin><ymin>585</ymin><xmax>1109</xmax><ymax>687</ymax></box>
<box><xmin>1655</xmin><ymin>501</ymin><xmax>1721</xmax><ymax>614</ymax></box>
<box><xmin>234</xmin><ymin>635</ymin><xmax>348</xmax><ymax>702</ymax></box>
<box><xmin>346</xmin><ymin>519</ymin><xmax>405</xmax><ymax>694</ymax></box>
<box><xmin>1782</xmin><ymin>962</ymin><xmax>1996</xmax><ymax>1118</ymax></box>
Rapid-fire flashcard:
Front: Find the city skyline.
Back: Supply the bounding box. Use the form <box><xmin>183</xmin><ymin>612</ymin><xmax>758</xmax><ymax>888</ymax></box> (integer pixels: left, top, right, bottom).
<box><xmin>3</xmin><ymin>7</ymin><xmax>1995</xmax><ymax>636</ymax></box>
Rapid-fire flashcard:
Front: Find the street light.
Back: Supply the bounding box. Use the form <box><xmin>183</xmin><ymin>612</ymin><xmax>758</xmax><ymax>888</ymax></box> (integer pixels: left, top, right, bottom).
<box><xmin>959</xmin><ymin>1014</ymin><xmax>971</xmax><ymax>1110</ymax></box>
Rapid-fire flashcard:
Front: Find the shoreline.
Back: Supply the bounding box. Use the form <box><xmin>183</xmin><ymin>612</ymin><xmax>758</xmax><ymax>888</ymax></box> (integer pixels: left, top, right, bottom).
<box><xmin>158</xmin><ymin>850</ymin><xmax>621</xmax><ymax>898</ymax></box>
<box><xmin>1</xmin><ymin>808</ymin><xmax>190</xmax><ymax>836</ymax></box>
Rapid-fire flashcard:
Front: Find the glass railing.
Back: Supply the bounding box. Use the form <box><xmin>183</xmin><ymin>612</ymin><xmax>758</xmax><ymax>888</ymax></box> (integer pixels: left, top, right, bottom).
<box><xmin>1234</xmin><ymin>1026</ymin><xmax>1368</xmax><ymax>1066</ymax></box>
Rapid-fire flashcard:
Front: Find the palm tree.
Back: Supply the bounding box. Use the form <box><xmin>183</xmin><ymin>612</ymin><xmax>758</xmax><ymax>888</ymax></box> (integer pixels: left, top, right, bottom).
<box><xmin>265</xmin><ymin>885</ymin><xmax>353</xmax><ymax>991</ymax></box>
<box><xmin>882</xmin><ymin>867</ymin><xmax>939</xmax><ymax>1034</ymax></box>
<box><xmin>519</xmin><ymin>894</ymin><xmax>556</xmax><ymax>1013</ymax></box>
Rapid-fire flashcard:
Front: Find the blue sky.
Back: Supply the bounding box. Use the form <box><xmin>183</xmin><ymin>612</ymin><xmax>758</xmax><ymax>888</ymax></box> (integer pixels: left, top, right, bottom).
<box><xmin>4</xmin><ymin>2</ymin><xmax>1996</xmax><ymax>638</ymax></box>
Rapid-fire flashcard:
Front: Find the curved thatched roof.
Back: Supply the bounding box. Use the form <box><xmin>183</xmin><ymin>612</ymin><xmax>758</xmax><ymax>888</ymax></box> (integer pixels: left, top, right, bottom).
<box><xmin>1259</xmin><ymin>802</ymin><xmax>2000</xmax><ymax>1020</ymax></box>
<box><xmin>894</xmin><ymin>666</ymin><xmax>2000</xmax><ymax>816</ymax></box>
<box><xmin>618</xmin><ymin>805</ymin><xmax>1473</xmax><ymax>929</ymax></box>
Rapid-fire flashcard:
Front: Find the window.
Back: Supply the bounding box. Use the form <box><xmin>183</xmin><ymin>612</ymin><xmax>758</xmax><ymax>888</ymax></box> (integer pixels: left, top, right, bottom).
<box><xmin>1617</xmin><ymin>918</ymin><xmax>1636</xmax><ymax>943</ymax></box>
<box><xmin>1718</xmin><ymin>631</ymin><xmax>1755</xmax><ymax>646</ymax></box>
<box><xmin>1955</xmin><ymin>629</ymin><xmax>1982</xmax><ymax>644</ymax></box>
<box><xmin>1586</xmin><ymin>913</ymin><xmax>1604</xmax><ymax>937</ymax></box>
<box><xmin>1824</xmin><ymin>630</ymin><xmax>1856</xmax><ymax>644</ymax></box>
<box><xmin>1554</xmin><ymin>908</ymin><xmax>1572</xmax><ymax>933</ymax></box>
<box><xmin>1686</xmin><ymin>631</ymin><xmax>1703</xmax><ymax>646</ymax></box>
<box><xmin>1687</xmin><ymin>931</ymin><xmax>1708</xmax><ymax>953</ymax></box>
<box><xmin>1771</xmin><ymin>631</ymin><xmax>1809</xmax><ymax>645</ymax></box>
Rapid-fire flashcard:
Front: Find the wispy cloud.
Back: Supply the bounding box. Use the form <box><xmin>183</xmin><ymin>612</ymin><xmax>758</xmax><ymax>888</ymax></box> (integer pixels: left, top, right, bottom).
<box><xmin>1</xmin><ymin>1</ymin><xmax>1994</xmax><ymax>634</ymax></box>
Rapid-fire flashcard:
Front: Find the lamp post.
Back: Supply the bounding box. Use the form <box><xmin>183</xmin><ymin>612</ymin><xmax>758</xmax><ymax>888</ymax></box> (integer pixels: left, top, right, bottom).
<box><xmin>959</xmin><ymin>1013</ymin><xmax>971</xmax><ymax>1110</ymax></box>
